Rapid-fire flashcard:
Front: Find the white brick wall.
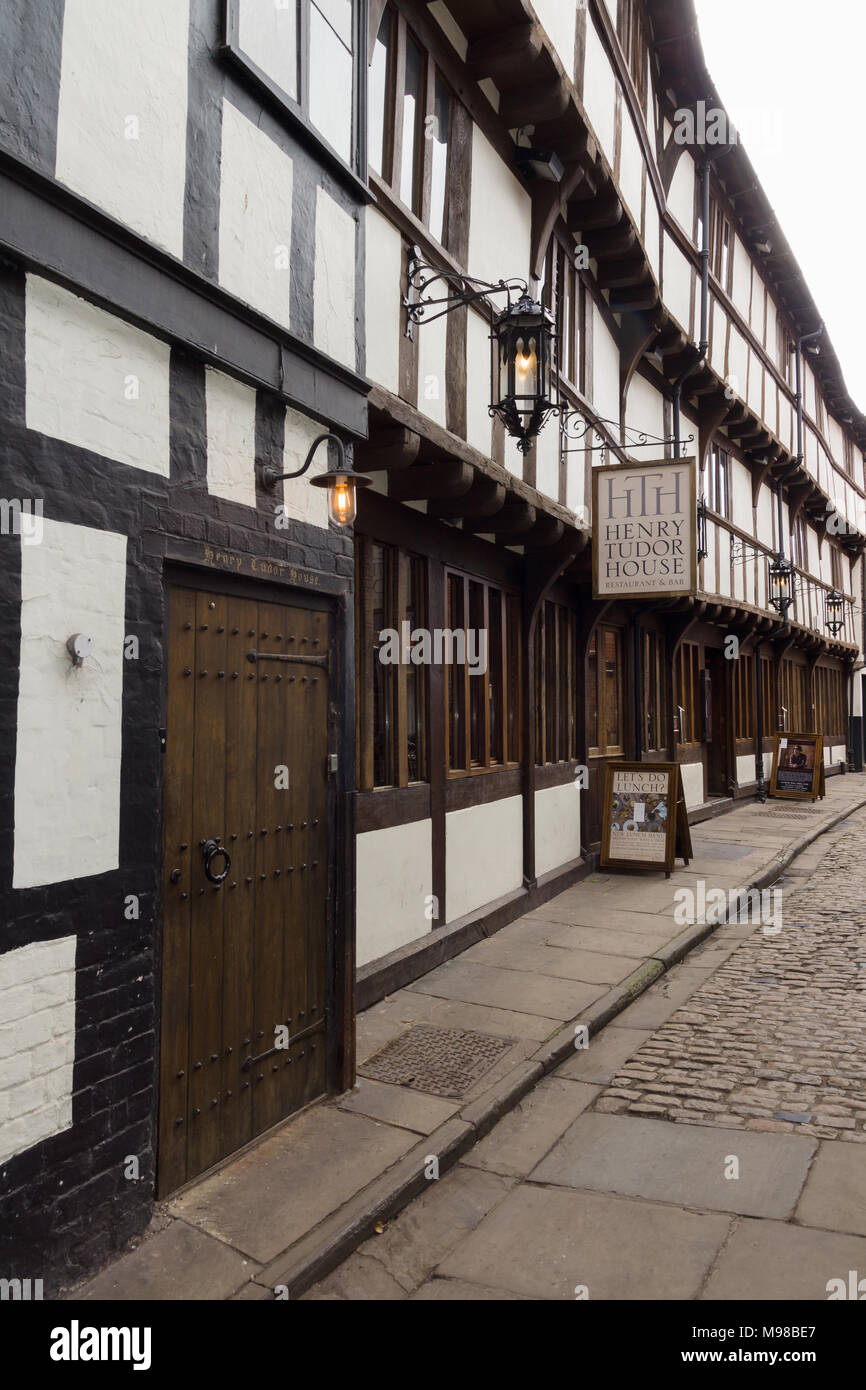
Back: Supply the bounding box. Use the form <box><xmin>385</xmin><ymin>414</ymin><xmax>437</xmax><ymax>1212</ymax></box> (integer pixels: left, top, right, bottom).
<box><xmin>0</xmin><ymin>938</ymin><xmax>76</xmax><ymax>1165</ymax></box>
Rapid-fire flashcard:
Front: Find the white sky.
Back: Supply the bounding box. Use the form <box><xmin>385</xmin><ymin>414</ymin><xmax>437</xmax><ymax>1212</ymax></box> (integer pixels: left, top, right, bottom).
<box><xmin>694</xmin><ymin>0</ymin><xmax>866</xmax><ymax>413</ymax></box>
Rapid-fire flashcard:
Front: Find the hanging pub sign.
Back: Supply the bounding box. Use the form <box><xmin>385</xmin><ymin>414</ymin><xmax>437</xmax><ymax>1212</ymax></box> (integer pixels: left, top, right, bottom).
<box><xmin>600</xmin><ymin>762</ymin><xmax>692</xmax><ymax>878</ymax></box>
<box><xmin>592</xmin><ymin>457</ymin><xmax>697</xmax><ymax>600</ymax></box>
<box><xmin>769</xmin><ymin>733</ymin><xmax>824</xmax><ymax>801</ymax></box>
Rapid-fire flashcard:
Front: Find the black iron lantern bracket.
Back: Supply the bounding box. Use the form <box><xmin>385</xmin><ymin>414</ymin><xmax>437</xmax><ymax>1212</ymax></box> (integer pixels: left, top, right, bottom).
<box><xmin>558</xmin><ymin>410</ymin><xmax>693</xmax><ymax>463</ymax></box>
<box><xmin>403</xmin><ymin>244</ymin><xmax>528</xmax><ymax>338</ymax></box>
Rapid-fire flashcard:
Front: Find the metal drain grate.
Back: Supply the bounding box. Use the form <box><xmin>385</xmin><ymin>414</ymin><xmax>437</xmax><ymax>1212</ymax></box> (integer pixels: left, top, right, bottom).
<box><xmin>359</xmin><ymin>1024</ymin><xmax>515</xmax><ymax>1098</ymax></box>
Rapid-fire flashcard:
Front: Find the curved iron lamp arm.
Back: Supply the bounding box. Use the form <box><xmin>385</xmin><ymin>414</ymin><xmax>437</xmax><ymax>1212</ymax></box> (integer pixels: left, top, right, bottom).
<box><xmin>261</xmin><ymin>432</ymin><xmax>345</xmax><ymax>491</ymax></box>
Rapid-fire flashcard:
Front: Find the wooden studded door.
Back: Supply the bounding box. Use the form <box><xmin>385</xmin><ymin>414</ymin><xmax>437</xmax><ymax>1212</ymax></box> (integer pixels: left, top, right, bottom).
<box><xmin>158</xmin><ymin>584</ymin><xmax>332</xmax><ymax>1196</ymax></box>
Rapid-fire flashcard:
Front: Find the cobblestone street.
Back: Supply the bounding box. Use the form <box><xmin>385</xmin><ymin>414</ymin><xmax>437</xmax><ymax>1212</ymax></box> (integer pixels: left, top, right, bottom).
<box><xmin>595</xmin><ymin>808</ymin><xmax>866</xmax><ymax>1141</ymax></box>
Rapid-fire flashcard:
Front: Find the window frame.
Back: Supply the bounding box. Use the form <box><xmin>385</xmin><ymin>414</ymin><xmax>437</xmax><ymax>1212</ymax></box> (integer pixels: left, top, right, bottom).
<box><xmin>368</xmin><ymin>4</ymin><xmax>457</xmax><ymax>250</ymax></box>
<box><xmin>444</xmin><ymin>567</ymin><xmax>522</xmax><ymax>777</ymax></box>
<box><xmin>535</xmin><ymin>599</ymin><xmax>579</xmax><ymax>766</ymax></box>
<box><xmin>587</xmin><ymin>625</ymin><xmax>625</xmax><ymax>758</ymax></box>
<box><xmin>544</xmin><ymin>234</ymin><xmax>587</xmax><ymax>398</ymax></box>
<box><xmin>675</xmin><ymin>642</ymin><xmax>701</xmax><ymax>747</ymax></box>
<box><xmin>355</xmin><ymin>535</ymin><xmax>430</xmax><ymax>791</ymax></box>
<box><xmin>223</xmin><ymin>0</ymin><xmax>368</xmax><ymax>193</ymax></box>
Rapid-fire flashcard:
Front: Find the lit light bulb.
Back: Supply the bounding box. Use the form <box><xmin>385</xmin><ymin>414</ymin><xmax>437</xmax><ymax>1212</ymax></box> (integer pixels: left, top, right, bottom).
<box><xmin>328</xmin><ymin>476</ymin><xmax>357</xmax><ymax>527</ymax></box>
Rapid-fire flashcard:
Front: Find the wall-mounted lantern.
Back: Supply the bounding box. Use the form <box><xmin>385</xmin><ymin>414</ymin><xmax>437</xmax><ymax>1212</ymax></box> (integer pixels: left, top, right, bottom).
<box><xmin>404</xmin><ymin>246</ymin><xmax>557</xmax><ymax>456</ymax></box>
<box><xmin>768</xmin><ymin>553</ymin><xmax>794</xmax><ymax>616</ymax></box>
<box><xmin>825</xmin><ymin>587</ymin><xmax>845</xmax><ymax>636</ymax></box>
<box><xmin>260</xmin><ymin>433</ymin><xmax>372</xmax><ymax>528</ymax></box>
<box><xmin>490</xmin><ymin>295</ymin><xmax>557</xmax><ymax>454</ymax></box>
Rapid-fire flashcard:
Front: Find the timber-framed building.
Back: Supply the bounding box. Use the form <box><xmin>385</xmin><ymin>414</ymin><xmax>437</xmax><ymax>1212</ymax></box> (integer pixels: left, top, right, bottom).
<box><xmin>0</xmin><ymin>0</ymin><xmax>863</xmax><ymax>1289</ymax></box>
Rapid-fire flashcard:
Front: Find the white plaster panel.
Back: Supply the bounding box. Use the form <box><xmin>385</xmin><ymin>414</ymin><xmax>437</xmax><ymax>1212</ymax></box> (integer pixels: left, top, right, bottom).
<box><xmin>625</xmin><ymin>373</ymin><xmax>664</xmax><ymax>443</ymax></box>
<box><xmin>25</xmin><ymin>275</ymin><xmax>171</xmax><ymax>476</ymax></box>
<box><xmin>702</xmin><ymin>520</ymin><xmax>716</xmax><ymax>594</ymax></box>
<box><xmin>356</xmin><ymin>819</ymin><xmax>433</xmax><ymax>967</ymax></box>
<box><xmin>679</xmin><ymin>760</ymin><xmax>704</xmax><ymax>810</ymax></box>
<box><xmin>581</xmin><ymin>21</ymin><xmax>616</xmax><ymax>160</ymax></box>
<box><xmin>314</xmin><ymin>187</ymin><xmax>357</xmax><ymax>370</ymax></box>
<box><xmin>535</xmin><ymin>413</ymin><xmax>560</xmax><ymax>504</ymax></box>
<box><xmin>417</xmin><ymin>300</ymin><xmax>448</xmax><ymax>429</ymax></box>
<box><xmin>364</xmin><ymin>207</ymin><xmax>402</xmax><ymax>394</ymax></box>
<box><xmin>219</xmin><ymin>101</ymin><xmax>293</xmax><ymax>328</ymax></box>
<box><xmin>662</xmin><ymin>233</ymin><xmax>693</xmax><ymax>332</ymax></box>
<box><xmin>730</xmin><ymin>457</ymin><xmax>753</xmax><ymax>534</ymax></box>
<box><xmin>532</xmin><ymin>0</ymin><xmax>577</xmax><ymax>77</ymax></box>
<box><xmin>730</xmin><ymin>236</ymin><xmax>751</xmax><ymax>321</ymax></box>
<box><xmin>710</xmin><ymin>299</ymin><xmax>727</xmax><ymax>379</ymax></box>
<box><xmin>466</xmin><ymin>308</ymin><xmax>493</xmax><ymax>456</ymax></box>
<box><xmin>468</xmin><ymin>127</ymin><xmax>531</xmax><ymax>288</ymax></box>
<box><xmin>14</xmin><ymin>519</ymin><xmax>127</xmax><ymax>888</ymax></box>
<box><xmin>55</xmin><ymin>0</ymin><xmax>188</xmax><ymax>258</ymax></box>
<box><xmin>618</xmin><ymin>119</ymin><xmax>643</xmax><ymax>227</ymax></box>
<box><xmin>535</xmin><ymin>783</ymin><xmax>581</xmax><ymax>878</ymax></box>
<box><xmin>0</xmin><ymin>936</ymin><xmax>76</xmax><ymax>1164</ymax></box>
<box><xmin>736</xmin><ymin>754</ymin><xmax>758</xmax><ymax>786</ymax></box>
<box><xmin>747</xmin><ymin>352</ymin><xmax>763</xmax><ymax>418</ymax></box>
<box><xmin>445</xmin><ymin>797</ymin><xmax>523</xmax><ymax>922</ymax></box>
<box><xmin>666</xmin><ymin>150</ymin><xmax>695</xmax><ymax>235</ymax></box>
<box><xmin>591</xmin><ymin>305</ymin><xmax>620</xmax><ymax>425</ymax></box>
<box><xmin>644</xmin><ymin>189</ymin><xmax>660</xmax><ymax>281</ymax></box>
<box><xmin>280</xmin><ymin>406</ymin><xmax>330</xmax><ymax>530</ymax></box>
<box><xmin>205</xmin><ymin>367</ymin><xmax>258</xmax><ymax>509</ymax></box>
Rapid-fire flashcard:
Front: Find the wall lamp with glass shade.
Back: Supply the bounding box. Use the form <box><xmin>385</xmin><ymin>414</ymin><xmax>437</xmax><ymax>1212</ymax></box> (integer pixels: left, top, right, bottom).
<box><xmin>768</xmin><ymin>553</ymin><xmax>794</xmax><ymax>616</ymax></box>
<box><xmin>404</xmin><ymin>245</ymin><xmax>557</xmax><ymax>455</ymax></box>
<box><xmin>260</xmin><ymin>433</ymin><xmax>372</xmax><ymax>527</ymax></box>
<box><xmin>825</xmin><ymin>587</ymin><xmax>845</xmax><ymax>636</ymax></box>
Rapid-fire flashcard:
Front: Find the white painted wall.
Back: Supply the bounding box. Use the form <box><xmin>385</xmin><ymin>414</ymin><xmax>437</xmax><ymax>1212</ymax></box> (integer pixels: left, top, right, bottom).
<box><xmin>532</xmin><ymin>0</ymin><xmax>577</xmax><ymax>79</ymax></box>
<box><xmin>55</xmin><ymin>0</ymin><xmax>189</xmax><ymax>258</ymax></box>
<box><xmin>0</xmin><ymin>937</ymin><xmax>76</xmax><ymax>1165</ymax></box>
<box><xmin>219</xmin><ymin>101</ymin><xmax>293</xmax><ymax>328</ymax></box>
<box><xmin>618</xmin><ymin>119</ymin><xmax>643</xmax><ymax>228</ymax></box>
<box><xmin>467</xmin><ymin>127</ymin><xmax>531</xmax><ymax>288</ymax></box>
<box><xmin>314</xmin><ymin>187</ymin><xmax>357</xmax><ymax>370</ymax></box>
<box><xmin>581</xmin><ymin>20</ymin><xmax>615</xmax><ymax>159</ymax></box>
<box><xmin>445</xmin><ymin>797</ymin><xmax>523</xmax><ymax>922</ymax></box>
<box><xmin>205</xmin><ymin>367</ymin><xmax>258</xmax><ymax>509</ymax></box>
<box><xmin>25</xmin><ymin>276</ymin><xmax>171</xmax><ymax>476</ymax></box>
<box><xmin>736</xmin><ymin>753</ymin><xmax>758</xmax><ymax>786</ymax></box>
<box><xmin>466</xmin><ymin>308</ymin><xmax>494</xmax><ymax>456</ymax></box>
<box><xmin>666</xmin><ymin>149</ymin><xmax>695</xmax><ymax>235</ymax></box>
<box><xmin>662</xmin><ymin>234</ymin><xmax>693</xmax><ymax>333</ymax></box>
<box><xmin>356</xmin><ymin>819</ymin><xmax>433</xmax><ymax>966</ymax></box>
<box><xmin>281</xmin><ymin>407</ymin><xmax>330</xmax><ymax>529</ymax></box>
<box><xmin>417</xmin><ymin>301</ymin><xmax>448</xmax><ymax>429</ymax></box>
<box><xmin>14</xmin><ymin>519</ymin><xmax>127</xmax><ymax>889</ymax></box>
<box><xmin>535</xmin><ymin>783</ymin><xmax>581</xmax><ymax>878</ymax></box>
<box><xmin>365</xmin><ymin>208</ymin><xmax>402</xmax><ymax>394</ymax></box>
<box><xmin>679</xmin><ymin>760</ymin><xmax>704</xmax><ymax>810</ymax></box>
<box><xmin>591</xmin><ymin>306</ymin><xmax>620</xmax><ymax>426</ymax></box>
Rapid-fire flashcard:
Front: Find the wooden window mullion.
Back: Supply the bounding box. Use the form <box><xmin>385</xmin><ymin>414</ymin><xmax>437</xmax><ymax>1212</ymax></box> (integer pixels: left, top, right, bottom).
<box><xmin>395</xmin><ymin>550</ymin><xmax>409</xmax><ymax>787</ymax></box>
<box><xmin>389</xmin><ymin>14</ymin><xmax>406</xmax><ymax>193</ymax></box>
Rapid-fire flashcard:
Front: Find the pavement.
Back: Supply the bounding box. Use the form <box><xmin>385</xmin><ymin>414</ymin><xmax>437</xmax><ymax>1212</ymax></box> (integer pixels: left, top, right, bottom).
<box><xmin>68</xmin><ymin>773</ymin><xmax>866</xmax><ymax>1301</ymax></box>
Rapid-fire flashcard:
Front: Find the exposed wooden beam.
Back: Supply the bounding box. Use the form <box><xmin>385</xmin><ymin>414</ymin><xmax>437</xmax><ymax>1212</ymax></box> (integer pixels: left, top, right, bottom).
<box><xmin>355</xmin><ymin>425</ymin><xmax>421</xmax><ymax>472</ymax></box>
<box><xmin>427</xmin><ymin>476</ymin><xmax>506</xmax><ymax>520</ymax></box>
<box><xmin>388</xmin><ymin>459</ymin><xmax>475</xmax><ymax>503</ymax></box>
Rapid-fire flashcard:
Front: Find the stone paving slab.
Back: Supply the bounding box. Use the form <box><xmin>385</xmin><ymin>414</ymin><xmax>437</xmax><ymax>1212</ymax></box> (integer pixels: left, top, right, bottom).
<box><xmin>461</xmin><ymin>1078</ymin><xmax>600</xmax><ymax>1178</ymax></box>
<box><xmin>530</xmin><ymin>1113</ymin><xmax>816</xmax><ymax>1218</ymax></box>
<box><xmin>76</xmin><ymin>1219</ymin><xmax>257</xmax><ymax>1301</ymax></box>
<box><xmin>410</xmin><ymin>1277</ymin><xmax>535</xmax><ymax>1300</ymax></box>
<box><xmin>701</xmin><ymin>1217</ymin><xmax>866</xmax><ymax>1300</ymax></box>
<box><xmin>545</xmin><ymin>922</ymin><xmax>674</xmax><ymax>958</ymax></box>
<box><xmin>335</xmin><ymin>1077</ymin><xmax>461</xmax><ymax>1134</ymax></box>
<box><xmin>372</xmin><ymin>987</ymin><xmax>562</xmax><ymax>1042</ymax></box>
<box><xmin>796</xmin><ymin>1141</ymin><xmax>866</xmax><ymax>1237</ymax></box>
<box><xmin>436</xmin><ymin>1185</ymin><xmax>731</xmax><ymax>1300</ymax></box>
<box><xmin>460</xmin><ymin>935</ymin><xmax>644</xmax><ymax>985</ymax></box>
<box><xmin>167</xmin><ymin>1107</ymin><xmax>417</xmax><ymax>1265</ymax></box>
<box><xmin>557</xmin><ymin>1026</ymin><xmax>656</xmax><ymax>1085</ymax></box>
<box><xmin>406</xmin><ymin>959</ymin><xmax>604</xmax><ymax>1020</ymax></box>
<box><xmin>343</xmin><ymin>1165</ymin><xmax>515</xmax><ymax>1294</ymax></box>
